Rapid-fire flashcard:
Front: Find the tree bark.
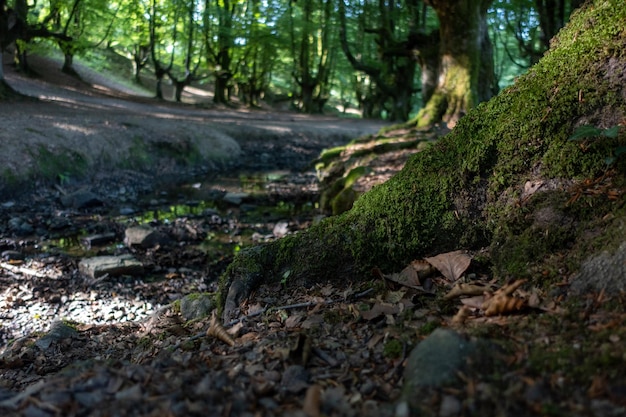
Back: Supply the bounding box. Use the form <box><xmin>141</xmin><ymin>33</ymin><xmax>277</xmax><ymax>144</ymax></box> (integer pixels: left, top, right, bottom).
<box><xmin>415</xmin><ymin>0</ymin><xmax>495</xmax><ymax>128</ymax></box>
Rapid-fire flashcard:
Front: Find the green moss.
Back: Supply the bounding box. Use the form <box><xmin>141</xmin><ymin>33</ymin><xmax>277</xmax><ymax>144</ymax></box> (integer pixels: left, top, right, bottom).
<box><xmin>383</xmin><ymin>338</ymin><xmax>403</xmax><ymax>359</ymax></box>
<box><xmin>418</xmin><ymin>321</ymin><xmax>439</xmax><ymax>336</ymax></box>
<box><xmin>29</xmin><ymin>145</ymin><xmax>88</xmax><ymax>181</ymax></box>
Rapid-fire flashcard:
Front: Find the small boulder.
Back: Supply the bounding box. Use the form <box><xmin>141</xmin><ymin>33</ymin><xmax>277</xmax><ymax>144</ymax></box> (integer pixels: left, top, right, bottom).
<box><xmin>124</xmin><ymin>226</ymin><xmax>171</xmax><ymax>248</ymax></box>
<box><xmin>223</xmin><ymin>192</ymin><xmax>250</xmax><ymax>205</ymax></box>
<box><xmin>60</xmin><ymin>190</ymin><xmax>103</xmax><ymax>209</ymax></box>
<box><xmin>79</xmin><ymin>254</ymin><xmax>144</xmax><ymax>279</ymax></box>
<box><xmin>179</xmin><ymin>293</ymin><xmax>215</xmax><ymax>321</ymax></box>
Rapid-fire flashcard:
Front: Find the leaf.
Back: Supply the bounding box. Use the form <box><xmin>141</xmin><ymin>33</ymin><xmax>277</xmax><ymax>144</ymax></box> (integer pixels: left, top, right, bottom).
<box><xmin>375</xmin><ymin>262</ymin><xmax>432</xmax><ymax>290</ymax></box>
<box><xmin>359</xmin><ymin>302</ymin><xmax>400</xmax><ymax>320</ymax></box>
<box><xmin>602</xmin><ymin>125</ymin><xmax>620</xmax><ymax>138</ymax></box>
<box><xmin>569</xmin><ymin>125</ymin><xmax>604</xmax><ymax>141</ymax></box>
<box><xmin>482</xmin><ymin>295</ymin><xmax>527</xmax><ymax>316</ymax></box>
<box><xmin>424</xmin><ymin>250</ymin><xmax>471</xmax><ymax>282</ymax></box>
<box><xmin>444</xmin><ymin>281</ymin><xmax>495</xmax><ymax>300</ymax></box>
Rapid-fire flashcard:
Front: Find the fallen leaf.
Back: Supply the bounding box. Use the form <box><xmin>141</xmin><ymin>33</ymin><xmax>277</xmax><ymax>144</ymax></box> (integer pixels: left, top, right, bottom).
<box><xmin>451</xmin><ymin>305</ymin><xmax>472</xmax><ymax>326</ymax></box>
<box><xmin>360</xmin><ymin>302</ymin><xmax>400</xmax><ymax>320</ymax></box>
<box><xmin>424</xmin><ymin>250</ymin><xmax>471</xmax><ymax>282</ymax></box>
<box><xmin>483</xmin><ymin>295</ymin><xmax>527</xmax><ymax>316</ymax></box>
<box><xmin>302</xmin><ymin>384</ymin><xmax>322</xmax><ymax>417</ymax></box>
<box><xmin>459</xmin><ymin>295</ymin><xmax>486</xmax><ymax>309</ymax></box>
<box><xmin>444</xmin><ymin>281</ymin><xmax>495</xmax><ymax>300</ymax></box>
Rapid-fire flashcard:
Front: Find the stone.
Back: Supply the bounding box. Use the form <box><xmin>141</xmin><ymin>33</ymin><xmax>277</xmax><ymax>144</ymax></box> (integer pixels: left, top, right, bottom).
<box><xmin>124</xmin><ymin>226</ymin><xmax>171</xmax><ymax>248</ymax></box>
<box><xmin>569</xmin><ymin>241</ymin><xmax>626</xmax><ymax>294</ymax></box>
<box><xmin>60</xmin><ymin>190</ymin><xmax>103</xmax><ymax>209</ymax></box>
<box><xmin>403</xmin><ymin>328</ymin><xmax>475</xmax><ymax>390</ymax></box>
<box><xmin>81</xmin><ymin>232</ymin><xmax>117</xmax><ymax>249</ymax></box>
<box><xmin>79</xmin><ymin>255</ymin><xmax>144</xmax><ymax>279</ymax></box>
<box><xmin>35</xmin><ymin>321</ymin><xmax>78</xmax><ymax>350</ymax></box>
<box><xmin>223</xmin><ymin>192</ymin><xmax>250</xmax><ymax>205</ymax></box>
<box><xmin>179</xmin><ymin>293</ymin><xmax>215</xmax><ymax>321</ymax></box>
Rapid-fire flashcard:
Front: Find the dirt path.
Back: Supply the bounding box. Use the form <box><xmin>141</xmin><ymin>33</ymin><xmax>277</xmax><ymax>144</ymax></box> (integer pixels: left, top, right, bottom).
<box><xmin>0</xmin><ymin>54</ymin><xmax>387</xmax><ymax>196</ymax></box>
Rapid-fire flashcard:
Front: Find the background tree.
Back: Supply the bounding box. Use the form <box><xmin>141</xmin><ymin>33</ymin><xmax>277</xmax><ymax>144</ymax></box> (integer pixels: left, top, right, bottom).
<box><xmin>338</xmin><ymin>0</ymin><xmax>431</xmax><ymax>121</ymax></box>
<box><xmin>148</xmin><ymin>0</ymin><xmax>176</xmax><ymax>99</ymax></box>
<box><xmin>413</xmin><ymin>0</ymin><xmax>496</xmax><ymax>127</ymax></box>
<box><xmin>233</xmin><ymin>0</ymin><xmax>276</xmax><ymax>106</ymax></box>
<box><xmin>203</xmin><ymin>0</ymin><xmax>242</xmax><ymax>104</ymax></box>
<box><xmin>166</xmin><ymin>0</ymin><xmax>205</xmax><ymax>102</ymax></box>
<box><xmin>289</xmin><ymin>0</ymin><xmax>336</xmax><ymax>113</ymax></box>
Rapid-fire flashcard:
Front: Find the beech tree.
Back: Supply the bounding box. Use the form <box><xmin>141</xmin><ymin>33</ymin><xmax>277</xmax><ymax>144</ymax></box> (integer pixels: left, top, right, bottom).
<box><xmin>413</xmin><ymin>0</ymin><xmax>496</xmax><ymax>127</ymax></box>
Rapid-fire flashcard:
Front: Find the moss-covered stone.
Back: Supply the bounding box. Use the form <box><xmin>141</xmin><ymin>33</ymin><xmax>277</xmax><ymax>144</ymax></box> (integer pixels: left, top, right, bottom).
<box><xmin>219</xmin><ymin>0</ymin><xmax>626</xmax><ymax>317</ymax></box>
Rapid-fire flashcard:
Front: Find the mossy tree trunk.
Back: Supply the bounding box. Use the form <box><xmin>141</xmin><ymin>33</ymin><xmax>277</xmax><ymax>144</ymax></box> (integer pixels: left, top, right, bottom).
<box><xmin>415</xmin><ymin>0</ymin><xmax>495</xmax><ymax>128</ymax></box>
<box><xmin>219</xmin><ymin>0</ymin><xmax>626</xmax><ymax>319</ymax></box>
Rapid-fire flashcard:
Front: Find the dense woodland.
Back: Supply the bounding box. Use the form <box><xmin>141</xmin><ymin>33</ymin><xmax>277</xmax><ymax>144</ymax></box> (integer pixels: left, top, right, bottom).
<box><xmin>1</xmin><ymin>0</ymin><xmax>582</xmax><ymax>123</ymax></box>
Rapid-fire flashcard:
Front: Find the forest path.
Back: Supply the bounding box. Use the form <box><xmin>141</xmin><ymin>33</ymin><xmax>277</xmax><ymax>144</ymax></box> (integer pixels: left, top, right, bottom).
<box><xmin>1</xmin><ymin>54</ymin><xmax>388</xmax><ymax>190</ymax></box>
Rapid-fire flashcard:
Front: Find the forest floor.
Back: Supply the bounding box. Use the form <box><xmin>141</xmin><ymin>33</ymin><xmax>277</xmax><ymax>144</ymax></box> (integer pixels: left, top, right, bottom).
<box><xmin>0</xmin><ymin>55</ymin><xmax>625</xmax><ymax>417</ymax></box>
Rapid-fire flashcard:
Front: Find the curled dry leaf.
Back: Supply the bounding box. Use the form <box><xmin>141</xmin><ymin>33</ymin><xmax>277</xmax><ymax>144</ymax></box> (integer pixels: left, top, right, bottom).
<box><xmin>451</xmin><ymin>305</ymin><xmax>472</xmax><ymax>326</ymax></box>
<box><xmin>444</xmin><ymin>281</ymin><xmax>496</xmax><ymax>300</ymax></box>
<box><xmin>206</xmin><ymin>311</ymin><xmax>235</xmax><ymax>346</ymax></box>
<box><xmin>483</xmin><ymin>295</ymin><xmax>527</xmax><ymax>316</ymax></box>
<box><xmin>424</xmin><ymin>250</ymin><xmax>471</xmax><ymax>282</ymax></box>
<box><xmin>478</xmin><ymin>279</ymin><xmax>529</xmax><ymax>316</ymax></box>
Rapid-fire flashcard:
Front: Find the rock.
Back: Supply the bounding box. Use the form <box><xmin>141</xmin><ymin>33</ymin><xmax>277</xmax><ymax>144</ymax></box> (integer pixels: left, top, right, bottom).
<box><xmin>79</xmin><ymin>255</ymin><xmax>144</xmax><ymax>279</ymax></box>
<box><xmin>60</xmin><ymin>190</ymin><xmax>103</xmax><ymax>209</ymax></box>
<box><xmin>223</xmin><ymin>192</ymin><xmax>250</xmax><ymax>205</ymax></box>
<box><xmin>35</xmin><ymin>321</ymin><xmax>78</xmax><ymax>350</ymax></box>
<box><xmin>119</xmin><ymin>207</ymin><xmax>136</xmax><ymax>215</ymax></box>
<box><xmin>179</xmin><ymin>293</ymin><xmax>215</xmax><ymax>321</ymax></box>
<box><xmin>403</xmin><ymin>328</ymin><xmax>475</xmax><ymax>390</ymax></box>
<box><xmin>124</xmin><ymin>226</ymin><xmax>171</xmax><ymax>248</ymax></box>
<box><xmin>2</xmin><ymin>250</ymin><xmax>25</xmax><ymax>261</ymax></box>
<box><xmin>81</xmin><ymin>232</ymin><xmax>117</xmax><ymax>249</ymax></box>
<box><xmin>569</xmin><ymin>241</ymin><xmax>626</xmax><ymax>294</ymax></box>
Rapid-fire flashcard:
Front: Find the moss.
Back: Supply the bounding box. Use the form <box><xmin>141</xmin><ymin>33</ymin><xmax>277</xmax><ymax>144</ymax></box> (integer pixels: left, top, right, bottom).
<box><xmin>29</xmin><ymin>145</ymin><xmax>88</xmax><ymax>181</ymax></box>
<box><xmin>383</xmin><ymin>339</ymin><xmax>403</xmax><ymax>359</ymax></box>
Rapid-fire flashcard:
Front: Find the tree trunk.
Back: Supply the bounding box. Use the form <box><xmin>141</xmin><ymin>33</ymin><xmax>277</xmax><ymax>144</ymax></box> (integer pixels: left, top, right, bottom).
<box><xmin>62</xmin><ymin>52</ymin><xmax>74</xmax><ymax>75</ymax></box>
<box><xmin>154</xmin><ymin>64</ymin><xmax>167</xmax><ymax>100</ymax></box>
<box><xmin>415</xmin><ymin>0</ymin><xmax>495</xmax><ymax>128</ymax></box>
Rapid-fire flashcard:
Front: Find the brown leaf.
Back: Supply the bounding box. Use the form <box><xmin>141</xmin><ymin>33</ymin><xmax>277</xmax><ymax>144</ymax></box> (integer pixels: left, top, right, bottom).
<box><xmin>360</xmin><ymin>302</ymin><xmax>400</xmax><ymax>320</ymax></box>
<box><xmin>459</xmin><ymin>295</ymin><xmax>486</xmax><ymax>309</ymax></box>
<box><xmin>424</xmin><ymin>250</ymin><xmax>471</xmax><ymax>282</ymax></box>
<box><xmin>483</xmin><ymin>295</ymin><xmax>527</xmax><ymax>316</ymax></box>
<box><xmin>443</xmin><ymin>281</ymin><xmax>495</xmax><ymax>300</ymax></box>
<box><xmin>451</xmin><ymin>305</ymin><xmax>472</xmax><ymax>326</ymax></box>
<box><xmin>409</xmin><ymin>259</ymin><xmax>437</xmax><ymax>279</ymax></box>
<box><xmin>206</xmin><ymin>311</ymin><xmax>235</xmax><ymax>346</ymax></box>
<box><xmin>302</xmin><ymin>384</ymin><xmax>322</xmax><ymax>417</ymax></box>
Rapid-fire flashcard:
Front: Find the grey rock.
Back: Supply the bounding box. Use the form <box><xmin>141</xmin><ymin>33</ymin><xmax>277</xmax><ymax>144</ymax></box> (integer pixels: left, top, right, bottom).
<box><xmin>35</xmin><ymin>321</ymin><xmax>78</xmax><ymax>350</ymax></box>
<box><xmin>570</xmin><ymin>241</ymin><xmax>626</xmax><ymax>294</ymax></box>
<box><xmin>60</xmin><ymin>190</ymin><xmax>103</xmax><ymax>209</ymax></box>
<box><xmin>403</xmin><ymin>328</ymin><xmax>475</xmax><ymax>390</ymax></box>
<box><xmin>124</xmin><ymin>225</ymin><xmax>171</xmax><ymax>248</ymax></box>
<box><xmin>80</xmin><ymin>232</ymin><xmax>117</xmax><ymax>249</ymax></box>
<box><xmin>79</xmin><ymin>255</ymin><xmax>144</xmax><ymax>279</ymax></box>
<box><xmin>179</xmin><ymin>293</ymin><xmax>215</xmax><ymax>321</ymax></box>
<box><xmin>223</xmin><ymin>192</ymin><xmax>250</xmax><ymax>205</ymax></box>
<box><xmin>119</xmin><ymin>207</ymin><xmax>136</xmax><ymax>215</ymax></box>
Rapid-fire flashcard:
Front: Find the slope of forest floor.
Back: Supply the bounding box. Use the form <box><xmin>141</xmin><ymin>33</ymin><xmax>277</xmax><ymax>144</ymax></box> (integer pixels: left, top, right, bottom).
<box><xmin>1</xmin><ymin>53</ymin><xmax>625</xmax><ymax>417</ymax></box>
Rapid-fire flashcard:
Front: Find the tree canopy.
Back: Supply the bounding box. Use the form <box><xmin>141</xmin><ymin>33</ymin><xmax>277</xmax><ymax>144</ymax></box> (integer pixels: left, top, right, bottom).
<box><xmin>1</xmin><ymin>0</ymin><xmax>583</xmax><ymax>122</ymax></box>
